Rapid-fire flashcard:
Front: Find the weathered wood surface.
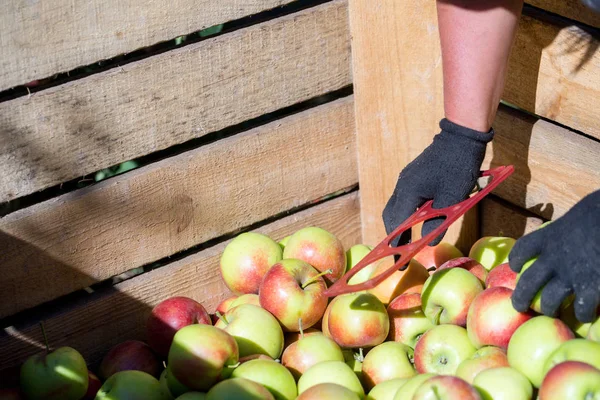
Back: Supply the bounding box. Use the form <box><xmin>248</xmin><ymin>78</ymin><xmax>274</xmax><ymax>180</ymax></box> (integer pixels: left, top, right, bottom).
<box><xmin>526</xmin><ymin>0</ymin><xmax>600</xmax><ymax>28</ymax></box>
<box><xmin>481</xmin><ymin>196</ymin><xmax>544</xmax><ymax>239</ymax></box>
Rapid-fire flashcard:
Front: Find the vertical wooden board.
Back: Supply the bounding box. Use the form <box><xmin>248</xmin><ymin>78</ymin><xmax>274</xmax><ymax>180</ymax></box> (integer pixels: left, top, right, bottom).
<box><xmin>481</xmin><ymin>196</ymin><xmax>544</xmax><ymax>239</ymax></box>
<box><xmin>526</xmin><ymin>0</ymin><xmax>600</xmax><ymax>28</ymax></box>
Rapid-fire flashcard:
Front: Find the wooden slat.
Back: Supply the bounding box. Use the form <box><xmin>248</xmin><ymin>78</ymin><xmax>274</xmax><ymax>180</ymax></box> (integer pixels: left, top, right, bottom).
<box><xmin>0</xmin><ymin>192</ymin><xmax>362</xmax><ymax>382</ymax></box>
<box><xmin>526</xmin><ymin>0</ymin><xmax>600</xmax><ymax>28</ymax></box>
<box><xmin>0</xmin><ymin>0</ymin><xmax>297</xmax><ymax>91</ymax></box>
<box><xmin>481</xmin><ymin>196</ymin><xmax>544</xmax><ymax>239</ymax></box>
<box><xmin>0</xmin><ymin>0</ymin><xmax>351</xmax><ymax>202</ymax></box>
<box><xmin>0</xmin><ymin>96</ymin><xmax>357</xmax><ymax>319</ymax></box>
<box><xmin>504</xmin><ymin>11</ymin><xmax>600</xmax><ymax>139</ymax></box>
<box><xmin>484</xmin><ymin>105</ymin><xmax>600</xmax><ymax>220</ymax></box>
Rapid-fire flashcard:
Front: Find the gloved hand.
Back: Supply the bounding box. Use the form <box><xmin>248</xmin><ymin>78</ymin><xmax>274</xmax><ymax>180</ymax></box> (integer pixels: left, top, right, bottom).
<box><xmin>382</xmin><ymin>118</ymin><xmax>494</xmax><ymax>247</ymax></box>
<box><xmin>509</xmin><ymin>190</ymin><xmax>600</xmax><ymax>323</ymax></box>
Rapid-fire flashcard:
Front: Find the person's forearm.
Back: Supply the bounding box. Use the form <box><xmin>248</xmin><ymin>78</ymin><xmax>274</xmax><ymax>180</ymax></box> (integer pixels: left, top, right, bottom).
<box><xmin>437</xmin><ymin>0</ymin><xmax>524</xmax><ymax>132</ymax></box>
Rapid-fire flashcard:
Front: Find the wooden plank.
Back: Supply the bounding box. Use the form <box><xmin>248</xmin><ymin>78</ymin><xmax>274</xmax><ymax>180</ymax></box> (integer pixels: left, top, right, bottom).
<box><xmin>526</xmin><ymin>0</ymin><xmax>600</xmax><ymax>28</ymax></box>
<box><xmin>484</xmin><ymin>105</ymin><xmax>600</xmax><ymax>220</ymax></box>
<box><xmin>0</xmin><ymin>0</ymin><xmax>351</xmax><ymax>203</ymax></box>
<box><xmin>348</xmin><ymin>0</ymin><xmax>477</xmax><ymax>254</ymax></box>
<box><xmin>0</xmin><ymin>192</ymin><xmax>362</xmax><ymax>382</ymax></box>
<box><xmin>504</xmin><ymin>11</ymin><xmax>600</xmax><ymax>139</ymax></box>
<box><xmin>0</xmin><ymin>97</ymin><xmax>358</xmax><ymax>319</ymax></box>
<box><xmin>0</xmin><ymin>0</ymin><xmax>297</xmax><ymax>91</ymax></box>
<box><xmin>481</xmin><ymin>196</ymin><xmax>544</xmax><ymax>239</ymax></box>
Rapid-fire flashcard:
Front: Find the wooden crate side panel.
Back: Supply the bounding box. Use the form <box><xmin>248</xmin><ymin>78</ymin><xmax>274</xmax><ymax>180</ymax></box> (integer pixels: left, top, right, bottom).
<box><xmin>481</xmin><ymin>196</ymin><xmax>544</xmax><ymax>239</ymax></box>
<box><xmin>526</xmin><ymin>0</ymin><xmax>600</xmax><ymax>28</ymax></box>
<box><xmin>0</xmin><ymin>192</ymin><xmax>362</xmax><ymax>380</ymax></box>
<box><xmin>0</xmin><ymin>0</ymin><xmax>352</xmax><ymax>203</ymax></box>
<box><xmin>0</xmin><ymin>97</ymin><xmax>357</xmax><ymax>318</ymax></box>
<box><xmin>0</xmin><ymin>0</ymin><xmax>297</xmax><ymax>91</ymax></box>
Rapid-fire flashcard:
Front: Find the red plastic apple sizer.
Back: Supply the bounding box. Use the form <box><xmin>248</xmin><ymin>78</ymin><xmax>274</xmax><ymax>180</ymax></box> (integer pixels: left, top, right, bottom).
<box><xmin>323</xmin><ymin>165</ymin><xmax>515</xmax><ymax>298</ymax></box>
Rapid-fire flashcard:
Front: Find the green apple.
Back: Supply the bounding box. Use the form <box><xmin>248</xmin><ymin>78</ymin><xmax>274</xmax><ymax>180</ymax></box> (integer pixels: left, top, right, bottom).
<box><xmin>588</xmin><ymin>317</ymin><xmax>600</xmax><ymax>342</ymax></box>
<box><xmin>164</xmin><ymin>366</ymin><xmax>190</xmax><ymax>398</ymax></box>
<box><xmin>343</xmin><ymin>349</ymin><xmax>364</xmax><ymax>382</ymax></box>
<box><xmin>391</xmin><ymin>373</ymin><xmax>436</xmax><ymax>400</ymax></box>
<box><xmin>507</xmin><ymin>315</ymin><xmax>574</xmax><ymax>387</ymax></box>
<box><xmin>516</xmin><ymin>259</ymin><xmax>574</xmax><ymax>314</ymax></box>
<box><xmin>297</xmin><ymin>360</ymin><xmax>364</xmax><ymax>398</ymax></box>
<box><xmin>543</xmin><ymin>338</ymin><xmax>600</xmax><ymax>375</ymax></box>
<box><xmin>455</xmin><ymin>346</ymin><xmax>509</xmax><ymax>384</ymax></box>
<box><xmin>413</xmin><ymin>324</ymin><xmax>477</xmax><ymax>375</ymax></box>
<box><xmin>366</xmin><ymin>378</ymin><xmax>409</xmax><ymax>400</ymax></box>
<box><xmin>558</xmin><ymin>302</ymin><xmax>593</xmax><ymax>338</ymax></box>
<box><xmin>206</xmin><ymin>377</ymin><xmax>274</xmax><ymax>400</ymax></box>
<box><xmin>296</xmin><ymin>383</ymin><xmax>360</xmax><ymax>400</ymax></box>
<box><xmin>468</xmin><ymin>236</ymin><xmax>516</xmax><ymax>271</ymax></box>
<box><xmin>281</xmin><ymin>333</ymin><xmax>344</xmax><ymax>380</ymax></box>
<box><xmin>229</xmin><ymin>294</ymin><xmax>261</xmax><ymax>309</ymax></box>
<box><xmin>278</xmin><ymin>236</ymin><xmax>291</xmax><ymax>251</ymax></box>
<box><xmin>361</xmin><ymin>342</ymin><xmax>416</xmax><ymax>390</ymax></box>
<box><xmin>387</xmin><ymin>292</ymin><xmax>434</xmax><ymax>349</ymax></box>
<box><xmin>175</xmin><ymin>393</ymin><xmax>206</xmax><ymax>400</ymax></box>
<box><xmin>20</xmin><ymin>346</ymin><xmax>88</xmax><ymax>400</ymax></box>
<box><xmin>346</xmin><ymin>244</ymin><xmax>377</xmax><ymax>285</ymax></box>
<box><xmin>538</xmin><ymin>361</ymin><xmax>600</xmax><ymax>400</ymax></box>
<box><xmin>411</xmin><ymin>375</ymin><xmax>481</xmax><ymax>400</ymax></box>
<box><xmin>159</xmin><ymin>369</ymin><xmax>175</xmax><ymax>400</ymax></box>
<box><xmin>215</xmin><ymin>304</ymin><xmax>284</xmax><ymax>359</ymax></box>
<box><xmin>95</xmin><ymin>370</ymin><xmax>166</xmax><ymax>400</ymax></box>
<box><xmin>231</xmin><ymin>359</ymin><xmax>297</xmax><ymax>400</ymax></box>
<box><xmin>472</xmin><ymin>367</ymin><xmax>532</xmax><ymax>400</ymax></box>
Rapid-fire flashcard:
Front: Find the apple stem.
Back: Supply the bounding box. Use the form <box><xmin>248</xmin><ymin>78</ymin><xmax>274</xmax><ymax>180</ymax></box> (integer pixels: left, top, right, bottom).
<box><xmin>358</xmin><ymin>347</ymin><xmax>364</xmax><ymax>362</ymax></box>
<box><xmin>433</xmin><ymin>308</ymin><xmax>443</xmax><ymax>326</ymax></box>
<box><xmin>216</xmin><ymin>311</ymin><xmax>229</xmax><ymax>325</ymax></box>
<box><xmin>39</xmin><ymin>321</ymin><xmax>49</xmax><ymax>353</ymax></box>
<box><xmin>301</xmin><ymin>269</ymin><xmax>333</xmax><ymax>289</ymax></box>
<box><xmin>298</xmin><ymin>318</ymin><xmax>304</xmax><ymax>339</ymax></box>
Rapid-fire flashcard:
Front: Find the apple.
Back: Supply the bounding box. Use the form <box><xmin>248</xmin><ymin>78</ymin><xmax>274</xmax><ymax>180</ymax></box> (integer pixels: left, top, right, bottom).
<box><xmin>206</xmin><ymin>377</ymin><xmax>275</xmax><ymax>400</ymax></box>
<box><xmin>366</xmin><ymin>377</ymin><xmax>409</xmax><ymax>400</ymax></box>
<box><xmin>559</xmin><ymin>303</ymin><xmax>595</xmax><ymax>338</ymax></box>
<box><xmin>98</xmin><ymin>340</ymin><xmax>162</xmax><ymax>380</ymax></box>
<box><xmin>413</xmin><ymin>242</ymin><xmax>464</xmax><ymax>273</ymax></box>
<box><xmin>283</xmin><ymin>328</ymin><xmax>322</xmax><ymax>349</ymax></box>
<box><xmin>472</xmin><ymin>366</ymin><xmax>532</xmax><ymax>400</ymax></box>
<box><xmin>0</xmin><ymin>388</ymin><xmax>23</xmax><ymax>400</ymax></box>
<box><xmin>421</xmin><ymin>267</ymin><xmax>484</xmax><ymax>326</ymax></box>
<box><xmin>215</xmin><ymin>304</ymin><xmax>284</xmax><ymax>359</ymax></box>
<box><xmin>484</xmin><ymin>263</ymin><xmax>517</xmax><ymax>290</ymax></box>
<box><xmin>163</xmin><ymin>367</ymin><xmax>190</xmax><ymax>398</ymax></box>
<box><xmin>238</xmin><ymin>354</ymin><xmax>274</xmax><ymax>364</ymax></box>
<box><xmin>538</xmin><ymin>361</ymin><xmax>600</xmax><ymax>400</ymax></box>
<box><xmin>147</xmin><ymin>296</ymin><xmax>212</xmax><ymax>358</ymax></box>
<box><xmin>175</xmin><ymin>393</ymin><xmax>206</xmax><ymax>400</ymax></box>
<box><xmin>413</xmin><ymin>324</ymin><xmax>477</xmax><ymax>375</ymax></box>
<box><xmin>19</xmin><ymin>346</ymin><xmax>88</xmax><ymax>400</ymax></box>
<box><xmin>282</xmin><ymin>333</ymin><xmax>344</xmax><ymax>380</ymax></box>
<box><xmin>220</xmin><ymin>232</ymin><xmax>283</xmax><ymax>295</ymax></box>
<box><xmin>343</xmin><ymin>349</ymin><xmax>364</xmax><ymax>382</ymax></box>
<box><xmin>507</xmin><ymin>315</ymin><xmax>574</xmax><ymax>387</ymax></box>
<box><xmin>387</xmin><ymin>292</ymin><xmax>434</xmax><ymax>349</ymax></box>
<box><xmin>327</xmin><ymin>292</ymin><xmax>390</xmax><ymax>348</ymax></box>
<box><xmin>212</xmin><ymin>296</ymin><xmax>238</xmax><ymax>324</ymax></box>
<box><xmin>466</xmin><ymin>287</ymin><xmax>534</xmax><ymax>350</ymax></box>
<box><xmin>361</xmin><ymin>341</ymin><xmax>415</xmax><ymax>390</ymax></box>
<box><xmin>455</xmin><ymin>346</ymin><xmax>509</xmax><ymax>384</ymax></box>
<box><xmin>296</xmin><ymin>383</ymin><xmax>360</xmax><ymax>400</ymax></box>
<box><xmin>297</xmin><ymin>360</ymin><xmax>364</xmax><ymax>398</ymax></box>
<box><xmin>279</xmin><ymin>236</ymin><xmax>291</xmax><ymax>251</ymax></box>
<box><xmin>368</xmin><ymin>258</ymin><xmax>430</xmax><ymax>305</ymax></box>
<box><xmin>229</xmin><ymin>294</ymin><xmax>261</xmax><ymax>309</ymax></box>
<box><xmin>95</xmin><ymin>370</ymin><xmax>164</xmax><ymax>400</ymax></box>
<box><xmin>412</xmin><ymin>375</ymin><xmax>481</xmax><ymax>400</ymax></box>
<box><xmin>282</xmin><ymin>227</ymin><xmax>346</xmax><ymax>285</ymax></box>
<box><xmin>437</xmin><ymin>257</ymin><xmax>488</xmax><ymax>284</ymax></box>
<box><xmin>168</xmin><ymin>324</ymin><xmax>239</xmax><ymax>391</ymax></box>
<box><xmin>391</xmin><ymin>373</ymin><xmax>436</xmax><ymax>400</ymax></box>
<box><xmin>468</xmin><ymin>236</ymin><xmax>516</xmax><ymax>271</ymax></box>
<box><xmin>346</xmin><ymin>244</ymin><xmax>378</xmax><ymax>285</ymax></box>
<box><xmin>258</xmin><ymin>259</ymin><xmax>328</xmax><ymax>332</ymax></box>
<box><xmin>83</xmin><ymin>371</ymin><xmax>102</xmax><ymax>400</ymax></box>
<box><xmin>159</xmin><ymin>369</ymin><xmax>176</xmax><ymax>400</ymax></box>
<box><xmin>231</xmin><ymin>359</ymin><xmax>297</xmax><ymax>400</ymax></box>
<box><xmin>543</xmin><ymin>338</ymin><xmax>600</xmax><ymax>375</ymax></box>
<box><xmin>588</xmin><ymin>317</ymin><xmax>600</xmax><ymax>342</ymax></box>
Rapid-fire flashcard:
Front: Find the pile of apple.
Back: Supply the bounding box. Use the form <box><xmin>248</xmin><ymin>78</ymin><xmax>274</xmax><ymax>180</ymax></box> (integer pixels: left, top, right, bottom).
<box><xmin>5</xmin><ymin>227</ymin><xmax>600</xmax><ymax>400</ymax></box>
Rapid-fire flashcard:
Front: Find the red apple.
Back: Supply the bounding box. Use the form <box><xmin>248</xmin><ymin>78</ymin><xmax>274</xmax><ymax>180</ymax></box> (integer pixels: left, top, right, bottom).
<box><xmin>455</xmin><ymin>346</ymin><xmax>509</xmax><ymax>384</ymax></box>
<box><xmin>414</xmin><ymin>324</ymin><xmax>477</xmax><ymax>375</ymax></box>
<box><xmin>413</xmin><ymin>242</ymin><xmax>464</xmax><ymax>273</ymax></box>
<box><xmin>485</xmin><ymin>262</ymin><xmax>517</xmax><ymax>290</ymax></box>
<box><xmin>282</xmin><ymin>334</ymin><xmax>344</xmax><ymax>380</ymax></box>
<box><xmin>368</xmin><ymin>258</ymin><xmax>430</xmax><ymax>305</ymax></box>
<box><xmin>82</xmin><ymin>371</ymin><xmax>102</xmax><ymax>400</ymax></box>
<box><xmin>437</xmin><ymin>257</ymin><xmax>487</xmax><ymax>284</ymax></box>
<box><xmin>259</xmin><ymin>259</ymin><xmax>328</xmax><ymax>332</ymax></box>
<box><xmin>296</xmin><ymin>383</ymin><xmax>360</xmax><ymax>400</ymax></box>
<box><xmin>412</xmin><ymin>375</ymin><xmax>481</xmax><ymax>400</ymax></box>
<box><xmin>539</xmin><ymin>361</ymin><xmax>600</xmax><ymax>400</ymax></box>
<box><xmin>147</xmin><ymin>296</ymin><xmax>211</xmax><ymax>358</ymax></box>
<box><xmin>282</xmin><ymin>227</ymin><xmax>346</xmax><ymax>285</ymax></box>
<box><xmin>361</xmin><ymin>341</ymin><xmax>416</xmax><ymax>390</ymax></box>
<box><xmin>238</xmin><ymin>354</ymin><xmax>274</xmax><ymax>364</ymax></box>
<box><xmin>98</xmin><ymin>340</ymin><xmax>162</xmax><ymax>381</ymax></box>
<box><xmin>283</xmin><ymin>328</ymin><xmax>322</xmax><ymax>349</ymax></box>
<box><xmin>211</xmin><ymin>296</ymin><xmax>238</xmax><ymax>324</ymax></box>
<box><xmin>387</xmin><ymin>292</ymin><xmax>434</xmax><ymax>349</ymax></box>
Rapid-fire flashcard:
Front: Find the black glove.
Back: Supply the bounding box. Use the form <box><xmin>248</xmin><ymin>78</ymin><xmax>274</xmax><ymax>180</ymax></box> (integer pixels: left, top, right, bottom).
<box><xmin>509</xmin><ymin>190</ymin><xmax>600</xmax><ymax>323</ymax></box>
<box><xmin>382</xmin><ymin>118</ymin><xmax>494</xmax><ymax>247</ymax></box>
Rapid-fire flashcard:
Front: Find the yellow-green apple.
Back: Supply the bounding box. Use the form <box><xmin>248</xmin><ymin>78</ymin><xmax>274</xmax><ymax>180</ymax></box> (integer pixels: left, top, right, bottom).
<box><xmin>413</xmin><ymin>242</ymin><xmax>463</xmax><ymax>273</ymax></box>
<box><xmin>346</xmin><ymin>244</ymin><xmax>379</xmax><ymax>285</ymax></box>
<box><xmin>281</xmin><ymin>333</ymin><xmax>344</xmax><ymax>381</ymax></box>
<box><xmin>282</xmin><ymin>227</ymin><xmax>346</xmax><ymax>285</ymax></box>
<box><xmin>484</xmin><ymin>263</ymin><xmax>517</xmax><ymax>290</ymax></box>
<box><xmin>231</xmin><ymin>359</ymin><xmax>297</xmax><ymax>400</ymax></box>
<box><xmin>468</xmin><ymin>237</ymin><xmax>516</xmax><ymax>271</ymax></box>
<box><xmin>414</xmin><ymin>324</ymin><xmax>477</xmax><ymax>375</ymax></box>
<box><xmin>163</xmin><ymin>366</ymin><xmax>190</xmax><ymax>398</ymax></box>
<box><xmin>211</xmin><ymin>296</ymin><xmax>238</xmax><ymax>324</ymax></box>
<box><xmin>98</xmin><ymin>340</ymin><xmax>161</xmax><ymax>380</ymax></box>
<box><xmin>0</xmin><ymin>388</ymin><xmax>23</xmax><ymax>400</ymax></box>
<box><xmin>321</xmin><ymin>301</ymin><xmax>332</xmax><ymax>338</ymax></box>
<box><xmin>327</xmin><ymin>292</ymin><xmax>390</xmax><ymax>349</ymax></box>
<box><xmin>206</xmin><ymin>377</ymin><xmax>274</xmax><ymax>400</ymax></box>
<box><xmin>95</xmin><ymin>370</ymin><xmax>165</xmax><ymax>400</ymax></box>
<box><xmin>168</xmin><ymin>324</ymin><xmax>239</xmax><ymax>391</ymax></box>
<box><xmin>391</xmin><ymin>373</ymin><xmax>436</xmax><ymax>400</ymax></box>
<box><xmin>472</xmin><ymin>366</ymin><xmax>532</xmax><ymax>400</ymax></box>
<box><xmin>296</xmin><ymin>383</ymin><xmax>360</xmax><ymax>400</ymax></box>
<box><xmin>455</xmin><ymin>346</ymin><xmax>509</xmax><ymax>384</ymax></box>
<box><xmin>588</xmin><ymin>317</ymin><xmax>600</xmax><ymax>342</ymax></box>
<box><xmin>368</xmin><ymin>258</ymin><xmax>430</xmax><ymax>305</ymax></box>
<box><xmin>229</xmin><ymin>294</ymin><xmax>261</xmax><ymax>309</ymax></box>
<box><xmin>559</xmin><ymin>303</ymin><xmax>594</xmax><ymax>338</ymax></box>
<box><xmin>159</xmin><ymin>369</ymin><xmax>176</xmax><ymax>400</ymax></box>
<box><xmin>507</xmin><ymin>315</ymin><xmax>574</xmax><ymax>387</ymax></box>
<box><xmin>387</xmin><ymin>292</ymin><xmax>434</xmax><ymax>349</ymax></box>
<box><xmin>412</xmin><ymin>376</ymin><xmax>482</xmax><ymax>400</ymax></box>
<box><xmin>361</xmin><ymin>342</ymin><xmax>415</xmax><ymax>390</ymax></box>
<box><xmin>220</xmin><ymin>232</ymin><xmax>283</xmax><ymax>295</ymax></box>
<box><xmin>279</xmin><ymin>235</ymin><xmax>291</xmax><ymax>251</ymax></box>
<box><xmin>342</xmin><ymin>349</ymin><xmax>364</xmax><ymax>382</ymax></box>
<box><xmin>437</xmin><ymin>257</ymin><xmax>488</xmax><ymax>284</ymax></box>
<box><xmin>238</xmin><ymin>354</ymin><xmax>274</xmax><ymax>364</ymax></box>
<box><xmin>283</xmin><ymin>328</ymin><xmax>322</xmax><ymax>349</ymax></box>
<box><xmin>297</xmin><ymin>360</ymin><xmax>364</xmax><ymax>398</ymax></box>
<box><xmin>543</xmin><ymin>338</ymin><xmax>600</xmax><ymax>375</ymax></box>
<box><xmin>366</xmin><ymin>378</ymin><xmax>409</xmax><ymax>400</ymax></box>
<box><xmin>466</xmin><ymin>287</ymin><xmax>534</xmax><ymax>350</ymax></box>
<box><xmin>147</xmin><ymin>296</ymin><xmax>212</xmax><ymax>358</ymax></box>
<box><xmin>19</xmin><ymin>347</ymin><xmax>88</xmax><ymax>400</ymax></box>
<box><xmin>538</xmin><ymin>361</ymin><xmax>600</xmax><ymax>400</ymax></box>
<box><xmin>258</xmin><ymin>259</ymin><xmax>328</xmax><ymax>332</ymax></box>
<box><xmin>83</xmin><ymin>371</ymin><xmax>102</xmax><ymax>400</ymax></box>
<box><xmin>214</xmin><ymin>304</ymin><xmax>284</xmax><ymax>359</ymax></box>
<box><xmin>421</xmin><ymin>267</ymin><xmax>484</xmax><ymax>326</ymax></box>
<box><xmin>175</xmin><ymin>393</ymin><xmax>206</xmax><ymax>400</ymax></box>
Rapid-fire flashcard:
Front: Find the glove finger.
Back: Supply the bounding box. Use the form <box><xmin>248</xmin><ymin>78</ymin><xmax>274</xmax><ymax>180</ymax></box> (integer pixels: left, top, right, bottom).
<box><xmin>511</xmin><ymin>257</ymin><xmax>553</xmax><ymax>313</ymax></box>
<box><xmin>540</xmin><ymin>277</ymin><xmax>573</xmax><ymax>317</ymax></box>
<box><xmin>508</xmin><ymin>229</ymin><xmax>545</xmax><ymax>273</ymax></box>
<box><xmin>383</xmin><ymin>194</ymin><xmax>422</xmax><ymax>247</ymax></box>
<box><xmin>573</xmin><ymin>282</ymin><xmax>600</xmax><ymax>323</ymax></box>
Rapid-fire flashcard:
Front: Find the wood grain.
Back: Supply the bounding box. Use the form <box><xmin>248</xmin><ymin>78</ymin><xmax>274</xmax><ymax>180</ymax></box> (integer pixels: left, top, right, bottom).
<box><xmin>481</xmin><ymin>196</ymin><xmax>544</xmax><ymax>239</ymax></box>
<box><xmin>0</xmin><ymin>0</ymin><xmax>352</xmax><ymax>202</ymax></box>
<box><xmin>0</xmin><ymin>192</ymin><xmax>362</xmax><ymax>381</ymax></box>
<box><xmin>0</xmin><ymin>0</ymin><xmax>296</xmax><ymax>91</ymax></box>
<box><xmin>526</xmin><ymin>0</ymin><xmax>600</xmax><ymax>28</ymax></box>
<box><xmin>0</xmin><ymin>97</ymin><xmax>357</xmax><ymax>319</ymax></box>
<box><xmin>484</xmin><ymin>105</ymin><xmax>600</xmax><ymax>220</ymax></box>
